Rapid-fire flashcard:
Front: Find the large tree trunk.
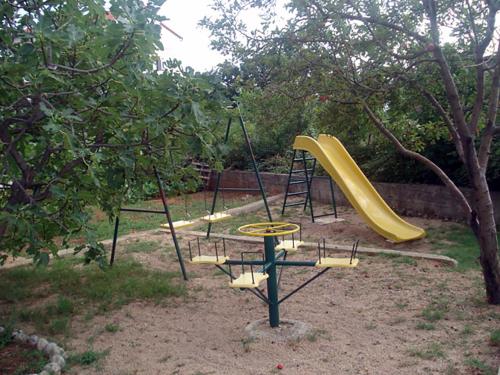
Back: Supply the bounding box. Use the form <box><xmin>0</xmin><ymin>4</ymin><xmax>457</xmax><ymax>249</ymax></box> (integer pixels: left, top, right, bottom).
<box><xmin>473</xmin><ymin>175</ymin><xmax>500</xmax><ymax>303</ymax></box>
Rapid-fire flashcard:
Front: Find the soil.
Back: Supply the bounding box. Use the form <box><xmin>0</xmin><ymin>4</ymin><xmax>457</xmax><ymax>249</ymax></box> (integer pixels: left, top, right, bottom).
<box><xmin>5</xmin><ymin>198</ymin><xmax>499</xmax><ymax>374</ymax></box>
<box><xmin>0</xmin><ymin>341</ymin><xmax>47</xmax><ymax>375</ymax></box>
<box><xmin>62</xmin><ymin>214</ymin><xmax>499</xmax><ymax>375</ymax></box>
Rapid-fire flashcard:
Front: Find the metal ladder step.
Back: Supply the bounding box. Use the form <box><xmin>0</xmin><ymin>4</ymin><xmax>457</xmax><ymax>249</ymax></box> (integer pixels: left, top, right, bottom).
<box><xmin>293</xmin><ymin>157</ymin><xmax>315</xmax><ymax>162</ymax></box>
<box><xmin>291</xmin><ymin>168</ymin><xmax>314</xmax><ymax>173</ymax></box>
<box><xmin>285</xmin><ymin>201</ymin><xmax>306</xmax><ymax>207</ymax></box>
<box><xmin>286</xmin><ymin>191</ymin><xmax>308</xmax><ymax>197</ymax></box>
<box><xmin>289</xmin><ymin>180</ymin><xmax>307</xmax><ymax>185</ymax></box>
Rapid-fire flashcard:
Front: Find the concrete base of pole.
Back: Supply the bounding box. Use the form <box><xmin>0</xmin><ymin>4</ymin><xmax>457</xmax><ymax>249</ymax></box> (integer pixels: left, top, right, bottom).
<box><xmin>245</xmin><ymin>319</ymin><xmax>313</xmax><ymax>342</ymax></box>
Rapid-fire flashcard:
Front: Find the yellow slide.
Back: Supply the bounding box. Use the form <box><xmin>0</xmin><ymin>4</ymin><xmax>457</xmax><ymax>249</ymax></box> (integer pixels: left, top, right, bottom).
<box><xmin>293</xmin><ymin>134</ymin><xmax>425</xmax><ymax>243</ymax></box>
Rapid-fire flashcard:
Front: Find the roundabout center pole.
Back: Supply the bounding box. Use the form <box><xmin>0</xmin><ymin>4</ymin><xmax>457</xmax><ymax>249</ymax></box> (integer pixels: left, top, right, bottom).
<box><xmin>264</xmin><ymin>235</ymin><xmax>280</xmax><ymax>327</ymax></box>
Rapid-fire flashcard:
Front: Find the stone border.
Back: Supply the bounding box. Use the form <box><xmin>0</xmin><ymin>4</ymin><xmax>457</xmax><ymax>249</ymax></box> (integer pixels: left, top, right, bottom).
<box><xmin>0</xmin><ymin>326</ymin><xmax>66</xmax><ymax>375</ymax></box>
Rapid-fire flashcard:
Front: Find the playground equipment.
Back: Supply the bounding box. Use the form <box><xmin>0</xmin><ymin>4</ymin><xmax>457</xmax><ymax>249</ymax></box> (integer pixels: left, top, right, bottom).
<box><xmin>157</xmin><ymin>160</ymin><xmax>209</xmax><ymax>231</ymax></box>
<box><xmin>204</xmin><ymin>103</ymin><xmax>273</xmax><ymax>238</ymax></box>
<box><xmin>282</xmin><ymin>149</ymin><xmax>338</xmax><ymax>222</ymax></box>
<box><xmin>159</xmin><ymin>194</ymin><xmax>197</xmax><ymax>230</ymax></box>
<box><xmin>109</xmin><ymin>101</ymin><xmax>274</xmax><ymax>283</ymax></box>
<box><xmin>110</xmin><ymin>166</ymin><xmax>188</xmax><ymax>280</ymax></box>
<box><xmin>188</xmin><ymin>222</ymin><xmax>360</xmax><ymax>328</ymax></box>
<box><xmin>161</xmin><ymin>102</ymin><xmax>274</xmax><ymax>237</ymax></box>
<box><xmin>293</xmin><ymin>134</ymin><xmax>426</xmax><ymax>242</ymax></box>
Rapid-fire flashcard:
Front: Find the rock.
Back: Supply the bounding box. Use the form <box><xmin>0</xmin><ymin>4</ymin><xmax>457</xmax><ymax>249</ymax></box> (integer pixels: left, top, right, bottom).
<box><xmin>37</xmin><ymin>338</ymin><xmax>49</xmax><ymax>351</ymax></box>
<box><xmin>0</xmin><ymin>326</ymin><xmax>4</xmax><ymax>334</ymax></box>
<box><xmin>12</xmin><ymin>330</ymin><xmax>23</xmax><ymax>339</ymax></box>
<box><xmin>39</xmin><ymin>371</ymin><xmax>50</xmax><ymax>375</ymax></box>
<box><xmin>51</xmin><ymin>354</ymin><xmax>66</xmax><ymax>368</ymax></box>
<box><xmin>59</xmin><ymin>349</ymin><xmax>67</xmax><ymax>359</ymax></box>
<box><xmin>43</xmin><ymin>362</ymin><xmax>61</xmax><ymax>374</ymax></box>
<box><xmin>29</xmin><ymin>335</ymin><xmax>39</xmax><ymax>345</ymax></box>
<box><xmin>14</xmin><ymin>332</ymin><xmax>29</xmax><ymax>344</ymax></box>
<box><xmin>45</xmin><ymin>342</ymin><xmax>58</xmax><ymax>356</ymax></box>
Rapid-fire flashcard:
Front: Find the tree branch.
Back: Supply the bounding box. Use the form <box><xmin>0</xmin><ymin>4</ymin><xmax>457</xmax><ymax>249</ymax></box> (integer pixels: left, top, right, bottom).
<box><xmin>362</xmin><ymin>100</ymin><xmax>472</xmax><ymax>217</ymax></box>
<box><xmin>478</xmin><ymin>42</ymin><xmax>500</xmax><ymax>170</ymax></box>
<box><xmin>415</xmin><ymin>83</ymin><xmax>465</xmax><ymax>162</ymax></box>
<box><xmin>46</xmin><ymin>33</ymin><xmax>134</xmax><ymax>74</ymax></box>
<box><xmin>334</xmin><ymin>12</ymin><xmax>428</xmax><ymax>44</ymax></box>
<box><xmin>425</xmin><ymin>0</ymin><xmax>472</xmax><ymax>144</ymax></box>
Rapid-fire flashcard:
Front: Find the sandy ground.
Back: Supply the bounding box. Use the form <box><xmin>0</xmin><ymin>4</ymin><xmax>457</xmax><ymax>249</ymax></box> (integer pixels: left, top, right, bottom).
<box><xmin>62</xmin><ymin>214</ymin><xmax>500</xmax><ymax>375</ymax></box>
<box><xmin>4</xmin><ymin>198</ymin><xmax>499</xmax><ymax>374</ymax></box>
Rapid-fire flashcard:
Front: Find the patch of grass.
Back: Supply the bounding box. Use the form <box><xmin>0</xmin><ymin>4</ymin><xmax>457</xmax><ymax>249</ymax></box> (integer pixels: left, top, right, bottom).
<box><xmin>464</xmin><ymin>358</ymin><xmax>495</xmax><ymax>375</ymax></box>
<box><xmin>378</xmin><ymin>253</ymin><xmax>400</xmax><ymax>259</ymax></box>
<box><xmin>87</xmin><ymin>194</ymin><xmax>259</xmax><ymax>241</ymax></box>
<box><xmin>394</xmin><ymin>256</ymin><xmax>418</xmax><ymax>266</ymax></box>
<box><xmin>409</xmin><ymin>342</ymin><xmax>445</xmax><ymax>360</ymax></box>
<box><xmin>12</xmin><ymin>348</ymin><xmax>48</xmax><ymax>375</ymax></box>
<box><xmin>421</xmin><ymin>298</ymin><xmax>449</xmax><ymax>322</ymax></box>
<box><xmin>489</xmin><ymin>329</ymin><xmax>500</xmax><ymax>346</ymax></box>
<box><xmin>67</xmin><ymin>348</ymin><xmax>109</xmax><ymax>367</ymax></box>
<box><xmin>306</xmin><ymin>328</ymin><xmax>329</xmax><ymax>342</ymax></box>
<box><xmin>395</xmin><ymin>300</ymin><xmax>408</xmax><ymax>310</ymax></box>
<box><xmin>1</xmin><ymin>258</ymin><xmax>185</xmax><ymax>336</ymax></box>
<box><xmin>461</xmin><ymin>324</ymin><xmax>474</xmax><ymax>336</ymax></box>
<box><xmin>378</xmin><ymin>253</ymin><xmax>417</xmax><ymax>266</ymax></box>
<box><xmin>125</xmin><ymin>240</ymin><xmax>160</xmax><ymax>253</ymax></box>
<box><xmin>416</xmin><ymin>322</ymin><xmax>435</xmax><ymax>330</ymax></box>
<box><xmin>427</xmin><ymin>226</ymin><xmax>500</xmax><ymax>271</ymax></box>
<box><xmin>48</xmin><ymin>317</ymin><xmax>70</xmax><ymax>336</ymax></box>
<box><xmin>105</xmin><ymin>323</ymin><xmax>120</xmax><ymax>333</ymax></box>
<box><xmin>0</xmin><ymin>325</ymin><xmax>13</xmax><ymax>349</ymax></box>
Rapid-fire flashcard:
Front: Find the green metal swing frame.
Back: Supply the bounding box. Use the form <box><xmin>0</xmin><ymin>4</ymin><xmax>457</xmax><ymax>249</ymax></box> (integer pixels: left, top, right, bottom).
<box><xmin>205</xmin><ymin>102</ymin><xmax>273</xmax><ymax>238</ymax></box>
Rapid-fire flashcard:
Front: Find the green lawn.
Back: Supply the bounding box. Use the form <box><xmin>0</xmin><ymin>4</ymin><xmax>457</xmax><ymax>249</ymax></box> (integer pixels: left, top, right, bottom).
<box><xmin>0</xmin><ymin>256</ymin><xmax>184</xmax><ymax>337</ymax></box>
<box><xmin>427</xmin><ymin>224</ymin><xmax>500</xmax><ymax>271</ymax></box>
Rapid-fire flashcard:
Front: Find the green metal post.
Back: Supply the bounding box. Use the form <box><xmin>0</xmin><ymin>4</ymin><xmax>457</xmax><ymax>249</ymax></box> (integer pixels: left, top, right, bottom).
<box><xmin>237</xmin><ymin>106</ymin><xmax>273</xmax><ymax>223</ymax></box>
<box><xmin>154</xmin><ymin>166</ymin><xmax>188</xmax><ymax>281</ymax></box>
<box><xmin>109</xmin><ymin>216</ymin><xmax>120</xmax><ymax>266</ymax></box>
<box><xmin>329</xmin><ymin>177</ymin><xmax>338</xmax><ymax>218</ymax></box>
<box><xmin>206</xmin><ymin>117</ymin><xmax>232</xmax><ymax>239</ymax></box>
<box><xmin>264</xmin><ymin>236</ymin><xmax>279</xmax><ymax>327</ymax></box>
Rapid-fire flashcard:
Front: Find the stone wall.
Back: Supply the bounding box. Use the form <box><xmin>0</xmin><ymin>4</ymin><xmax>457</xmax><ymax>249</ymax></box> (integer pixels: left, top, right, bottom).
<box><xmin>209</xmin><ymin>170</ymin><xmax>500</xmax><ymax>222</ymax></box>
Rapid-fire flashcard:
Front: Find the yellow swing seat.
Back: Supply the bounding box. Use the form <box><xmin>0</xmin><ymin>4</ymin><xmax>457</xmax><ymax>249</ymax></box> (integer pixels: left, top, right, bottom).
<box><xmin>275</xmin><ymin>240</ymin><xmax>304</xmax><ymax>253</ymax></box>
<box><xmin>229</xmin><ymin>272</ymin><xmax>268</xmax><ymax>289</ymax></box>
<box><xmin>189</xmin><ymin>255</ymin><xmax>229</xmax><ymax>265</ymax></box>
<box><xmin>160</xmin><ymin>220</ymin><xmax>196</xmax><ymax>230</ymax></box>
<box><xmin>315</xmin><ymin>257</ymin><xmax>359</xmax><ymax>268</ymax></box>
<box><xmin>202</xmin><ymin>212</ymin><xmax>232</xmax><ymax>223</ymax></box>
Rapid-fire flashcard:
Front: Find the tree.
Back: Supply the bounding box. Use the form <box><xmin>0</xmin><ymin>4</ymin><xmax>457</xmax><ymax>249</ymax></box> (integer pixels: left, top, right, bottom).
<box><xmin>203</xmin><ymin>0</ymin><xmax>500</xmax><ymax>302</ymax></box>
<box><xmin>0</xmin><ymin>0</ymin><xmax>223</xmax><ymax>266</ymax></box>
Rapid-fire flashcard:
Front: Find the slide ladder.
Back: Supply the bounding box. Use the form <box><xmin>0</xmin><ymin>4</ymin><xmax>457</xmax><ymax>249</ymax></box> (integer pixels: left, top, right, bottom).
<box><xmin>282</xmin><ymin>150</ymin><xmax>337</xmax><ymax>222</ymax></box>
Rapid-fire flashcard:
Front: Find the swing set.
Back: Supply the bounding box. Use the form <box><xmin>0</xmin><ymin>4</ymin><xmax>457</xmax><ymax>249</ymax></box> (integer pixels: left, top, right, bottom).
<box><xmin>159</xmin><ymin>102</ymin><xmax>274</xmax><ymax>236</ymax></box>
<box><xmin>109</xmin><ymin>102</ymin><xmax>273</xmax><ymax>279</ymax></box>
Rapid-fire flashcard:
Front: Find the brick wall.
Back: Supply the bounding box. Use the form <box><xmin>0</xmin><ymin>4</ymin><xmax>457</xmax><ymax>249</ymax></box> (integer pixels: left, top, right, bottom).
<box><xmin>209</xmin><ymin>170</ymin><xmax>500</xmax><ymax>222</ymax></box>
